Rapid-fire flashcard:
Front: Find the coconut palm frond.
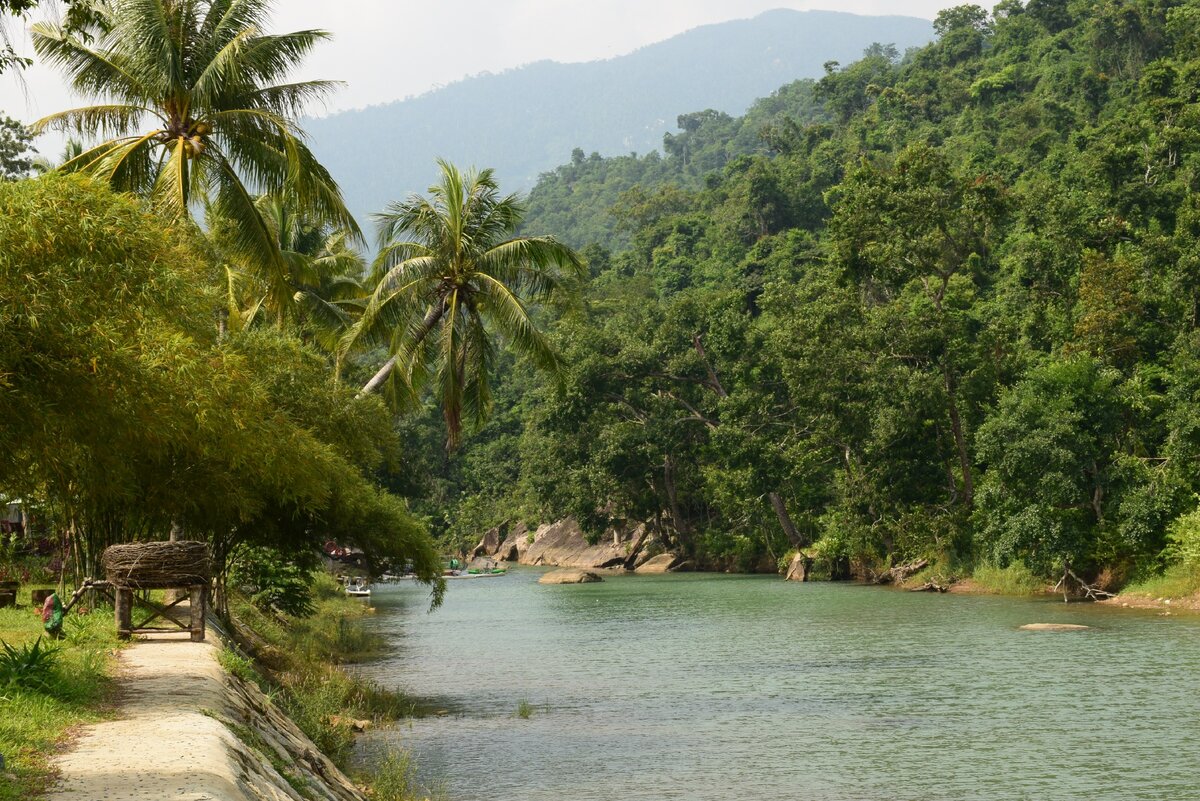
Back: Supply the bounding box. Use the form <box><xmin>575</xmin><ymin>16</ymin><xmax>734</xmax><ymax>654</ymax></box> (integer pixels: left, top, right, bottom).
<box><xmin>33</xmin><ymin>0</ymin><xmax>355</xmax><ymax>323</ymax></box>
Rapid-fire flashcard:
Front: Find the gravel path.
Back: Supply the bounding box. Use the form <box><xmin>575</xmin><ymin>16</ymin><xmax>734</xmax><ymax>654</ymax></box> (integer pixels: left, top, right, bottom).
<box><xmin>47</xmin><ymin>632</ymin><xmax>365</xmax><ymax>801</ymax></box>
<box><xmin>48</xmin><ymin>636</ymin><xmax>264</xmax><ymax>801</ymax></box>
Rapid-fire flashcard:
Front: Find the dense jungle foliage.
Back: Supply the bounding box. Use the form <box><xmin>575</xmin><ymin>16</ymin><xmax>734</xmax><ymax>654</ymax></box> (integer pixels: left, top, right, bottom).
<box><xmin>419</xmin><ymin>0</ymin><xmax>1200</xmax><ymax>587</ymax></box>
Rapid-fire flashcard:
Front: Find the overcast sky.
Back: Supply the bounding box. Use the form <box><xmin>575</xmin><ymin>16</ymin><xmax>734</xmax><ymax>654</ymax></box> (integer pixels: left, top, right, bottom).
<box><xmin>2</xmin><ymin>1</ymin><xmax>953</xmax><ymax>131</ymax></box>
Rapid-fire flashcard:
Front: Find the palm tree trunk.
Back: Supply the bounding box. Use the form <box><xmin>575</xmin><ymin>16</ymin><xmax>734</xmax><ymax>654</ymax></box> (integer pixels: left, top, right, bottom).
<box><xmin>359</xmin><ymin>302</ymin><xmax>446</xmax><ymax>396</ymax></box>
<box><xmin>360</xmin><ymin>355</ymin><xmax>398</xmax><ymax>396</ymax></box>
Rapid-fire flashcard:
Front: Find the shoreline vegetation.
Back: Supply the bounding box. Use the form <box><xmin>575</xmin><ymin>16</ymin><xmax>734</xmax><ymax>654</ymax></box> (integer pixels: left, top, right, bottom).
<box><xmin>221</xmin><ymin>574</ymin><xmax>444</xmax><ymax>800</ymax></box>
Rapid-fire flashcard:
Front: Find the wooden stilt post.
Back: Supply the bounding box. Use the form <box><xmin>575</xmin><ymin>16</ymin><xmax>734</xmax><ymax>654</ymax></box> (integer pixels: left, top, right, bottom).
<box><xmin>115</xmin><ymin>588</ymin><xmax>133</xmax><ymax>640</ymax></box>
<box><xmin>189</xmin><ymin>585</ymin><xmax>206</xmax><ymax>642</ymax></box>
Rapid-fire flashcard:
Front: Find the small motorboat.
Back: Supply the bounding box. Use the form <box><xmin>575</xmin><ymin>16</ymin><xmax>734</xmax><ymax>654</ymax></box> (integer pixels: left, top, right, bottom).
<box><xmin>344</xmin><ymin>577</ymin><xmax>371</xmax><ymax>598</ymax></box>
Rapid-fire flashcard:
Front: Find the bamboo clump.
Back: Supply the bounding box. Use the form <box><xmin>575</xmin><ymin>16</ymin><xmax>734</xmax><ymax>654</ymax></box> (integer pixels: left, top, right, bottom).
<box><xmin>102</xmin><ymin>541</ymin><xmax>211</xmax><ymax>589</ymax></box>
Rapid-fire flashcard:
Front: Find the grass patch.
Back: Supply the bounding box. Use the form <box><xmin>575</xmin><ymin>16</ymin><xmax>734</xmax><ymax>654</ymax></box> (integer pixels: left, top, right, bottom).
<box><xmin>358</xmin><ymin>749</ymin><xmax>446</xmax><ymax>801</ymax></box>
<box><xmin>969</xmin><ymin>561</ymin><xmax>1047</xmax><ymax>596</ymax></box>
<box><xmin>0</xmin><ymin>604</ymin><xmax>120</xmax><ymax>801</ymax></box>
<box><xmin>1120</xmin><ymin>563</ymin><xmax>1200</xmax><ymax>599</ymax></box>
<box><xmin>516</xmin><ymin>699</ymin><xmax>533</xmax><ymax>720</ymax></box>
<box><xmin>217</xmin><ymin>647</ymin><xmax>268</xmax><ymax>691</ymax></box>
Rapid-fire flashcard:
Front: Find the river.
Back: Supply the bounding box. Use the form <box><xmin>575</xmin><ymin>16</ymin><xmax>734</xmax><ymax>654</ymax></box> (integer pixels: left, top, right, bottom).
<box><xmin>353</xmin><ymin>567</ymin><xmax>1199</xmax><ymax>801</ymax></box>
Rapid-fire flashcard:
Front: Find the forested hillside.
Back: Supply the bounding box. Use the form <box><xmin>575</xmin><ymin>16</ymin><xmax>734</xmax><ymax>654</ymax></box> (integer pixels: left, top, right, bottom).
<box><xmin>521</xmin><ymin>76</ymin><xmax>830</xmax><ymax>250</ymax></box>
<box><xmin>303</xmin><ymin>10</ymin><xmax>933</xmax><ymax>226</ymax></box>
<box><xmin>418</xmin><ymin>0</ymin><xmax>1200</xmax><ymax>592</ymax></box>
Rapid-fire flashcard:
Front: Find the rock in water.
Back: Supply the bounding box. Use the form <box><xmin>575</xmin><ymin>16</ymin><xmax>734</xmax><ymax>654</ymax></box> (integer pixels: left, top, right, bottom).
<box><xmin>1019</xmin><ymin>623</ymin><xmax>1091</xmax><ymax>631</ymax></box>
<box><xmin>538</xmin><ymin>569</ymin><xmax>603</xmax><ymax>585</ymax></box>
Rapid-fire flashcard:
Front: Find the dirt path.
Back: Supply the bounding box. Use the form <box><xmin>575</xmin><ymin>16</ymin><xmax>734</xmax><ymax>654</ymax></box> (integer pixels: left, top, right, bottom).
<box><xmin>48</xmin><ymin>634</ymin><xmax>364</xmax><ymax>801</ymax></box>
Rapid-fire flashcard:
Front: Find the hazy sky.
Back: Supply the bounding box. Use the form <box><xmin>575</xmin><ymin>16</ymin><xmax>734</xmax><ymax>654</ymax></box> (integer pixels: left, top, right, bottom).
<box><xmin>2</xmin><ymin>1</ymin><xmax>953</xmax><ymax>128</ymax></box>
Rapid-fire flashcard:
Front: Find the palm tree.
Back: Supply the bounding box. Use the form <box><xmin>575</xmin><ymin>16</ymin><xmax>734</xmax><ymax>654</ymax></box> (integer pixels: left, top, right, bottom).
<box><xmin>31</xmin><ymin>0</ymin><xmax>356</xmax><ymax>316</ymax></box>
<box><xmin>218</xmin><ymin>194</ymin><xmax>366</xmax><ymax>366</ymax></box>
<box><xmin>348</xmin><ymin>160</ymin><xmax>584</xmax><ymax>448</ymax></box>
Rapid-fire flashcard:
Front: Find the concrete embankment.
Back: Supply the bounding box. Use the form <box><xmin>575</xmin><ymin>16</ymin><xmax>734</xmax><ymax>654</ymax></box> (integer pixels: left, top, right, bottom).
<box><xmin>49</xmin><ymin>633</ymin><xmax>363</xmax><ymax>801</ymax></box>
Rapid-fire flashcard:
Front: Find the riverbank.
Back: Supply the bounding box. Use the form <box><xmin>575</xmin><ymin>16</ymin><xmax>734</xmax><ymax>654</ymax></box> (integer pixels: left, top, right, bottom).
<box><xmin>220</xmin><ymin>576</ymin><xmax>440</xmax><ymax>799</ymax></box>
<box><xmin>473</xmin><ymin>518</ymin><xmax>1200</xmax><ymax>614</ymax></box>
<box><xmin>907</xmin><ymin>559</ymin><xmax>1200</xmax><ymax>614</ymax></box>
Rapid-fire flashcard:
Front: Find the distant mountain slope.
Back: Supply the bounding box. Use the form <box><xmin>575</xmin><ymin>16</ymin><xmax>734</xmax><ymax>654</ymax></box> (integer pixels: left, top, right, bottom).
<box><xmin>304</xmin><ymin>9</ymin><xmax>933</xmax><ymax>227</ymax></box>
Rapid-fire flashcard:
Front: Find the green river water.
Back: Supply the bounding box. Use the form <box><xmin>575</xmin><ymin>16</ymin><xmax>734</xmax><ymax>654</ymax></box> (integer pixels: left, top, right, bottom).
<box><xmin>354</xmin><ymin>568</ymin><xmax>1199</xmax><ymax>801</ymax></box>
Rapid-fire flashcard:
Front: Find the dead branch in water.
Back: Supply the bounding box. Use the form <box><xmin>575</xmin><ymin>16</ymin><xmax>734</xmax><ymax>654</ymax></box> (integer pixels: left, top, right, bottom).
<box><xmin>1053</xmin><ymin>562</ymin><xmax>1116</xmax><ymax>603</ymax></box>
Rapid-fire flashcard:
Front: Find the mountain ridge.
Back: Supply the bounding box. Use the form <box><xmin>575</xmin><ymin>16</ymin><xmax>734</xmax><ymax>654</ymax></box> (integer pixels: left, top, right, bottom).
<box><xmin>303</xmin><ymin>9</ymin><xmax>934</xmax><ymax>226</ymax></box>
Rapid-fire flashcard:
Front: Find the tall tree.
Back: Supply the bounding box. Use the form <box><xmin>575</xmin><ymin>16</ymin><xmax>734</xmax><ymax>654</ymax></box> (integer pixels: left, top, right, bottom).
<box><xmin>349</xmin><ymin>160</ymin><xmax>584</xmax><ymax>448</ymax></box>
<box><xmin>30</xmin><ymin>0</ymin><xmax>357</xmax><ymax>316</ymax></box>
<box><xmin>0</xmin><ymin>112</ymin><xmax>35</xmax><ymax>178</ymax></box>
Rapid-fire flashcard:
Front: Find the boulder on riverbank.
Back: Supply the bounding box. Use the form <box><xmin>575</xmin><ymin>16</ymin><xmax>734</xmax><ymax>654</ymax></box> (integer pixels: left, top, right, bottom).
<box><xmin>634</xmin><ymin>553</ymin><xmax>681</xmax><ymax>574</ymax></box>
<box><xmin>471</xmin><ymin>526</ymin><xmax>501</xmax><ymax>558</ymax></box>
<box><xmin>538</xmin><ymin>569</ymin><xmax>603</xmax><ymax>585</ymax></box>
<box><xmin>784</xmin><ymin>553</ymin><xmax>812</xmax><ymax>582</ymax></box>
<box><xmin>518</xmin><ymin>519</ymin><xmax>639</xmax><ymax>569</ymax></box>
<box><xmin>1019</xmin><ymin>623</ymin><xmax>1090</xmax><ymax>631</ymax></box>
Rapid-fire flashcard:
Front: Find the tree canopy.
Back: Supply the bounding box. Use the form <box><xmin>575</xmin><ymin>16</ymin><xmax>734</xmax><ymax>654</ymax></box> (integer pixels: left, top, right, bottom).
<box><xmin>0</xmin><ymin>174</ymin><xmax>443</xmax><ymax>602</ymax></box>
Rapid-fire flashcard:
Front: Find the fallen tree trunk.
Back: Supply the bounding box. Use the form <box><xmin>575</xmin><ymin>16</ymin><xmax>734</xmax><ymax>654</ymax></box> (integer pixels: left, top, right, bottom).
<box><xmin>873</xmin><ymin>558</ymin><xmax>930</xmax><ymax>585</ymax></box>
<box><xmin>909</xmin><ymin>579</ymin><xmax>952</xmax><ymax>593</ymax></box>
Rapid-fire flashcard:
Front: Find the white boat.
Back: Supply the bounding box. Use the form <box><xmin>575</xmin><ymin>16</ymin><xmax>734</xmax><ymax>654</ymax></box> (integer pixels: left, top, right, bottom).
<box><xmin>344</xmin><ymin>578</ymin><xmax>371</xmax><ymax>597</ymax></box>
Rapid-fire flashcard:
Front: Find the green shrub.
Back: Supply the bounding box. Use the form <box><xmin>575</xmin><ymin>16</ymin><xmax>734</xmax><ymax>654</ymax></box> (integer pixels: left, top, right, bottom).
<box><xmin>970</xmin><ymin>561</ymin><xmax>1045</xmax><ymax>595</ymax></box>
<box><xmin>0</xmin><ymin>637</ymin><xmax>60</xmax><ymax>693</ymax></box>
<box><xmin>230</xmin><ymin>546</ymin><xmax>318</xmax><ymax>618</ymax></box>
<box><xmin>1165</xmin><ymin>503</ymin><xmax>1200</xmax><ymax>567</ymax></box>
<box><xmin>1118</xmin><ymin>503</ymin><xmax>1200</xmax><ymax>598</ymax></box>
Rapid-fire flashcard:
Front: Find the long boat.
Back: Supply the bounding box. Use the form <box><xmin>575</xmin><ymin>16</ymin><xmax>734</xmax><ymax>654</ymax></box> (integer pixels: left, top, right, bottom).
<box><xmin>379</xmin><ymin>569</ymin><xmax>508</xmax><ymax>582</ymax></box>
